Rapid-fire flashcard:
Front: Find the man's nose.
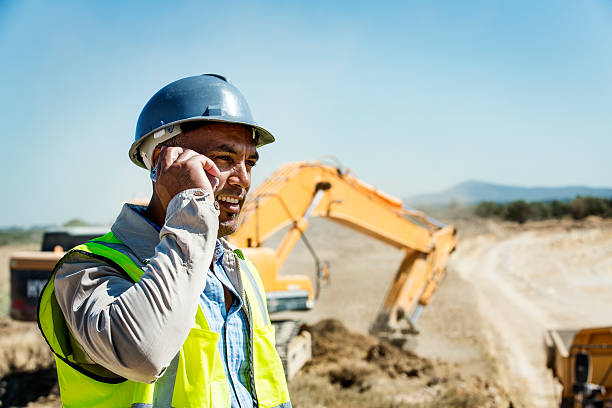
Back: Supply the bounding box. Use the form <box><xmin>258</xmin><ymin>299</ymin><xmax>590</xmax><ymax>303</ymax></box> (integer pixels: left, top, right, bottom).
<box><xmin>227</xmin><ymin>161</ymin><xmax>250</xmax><ymax>189</ymax></box>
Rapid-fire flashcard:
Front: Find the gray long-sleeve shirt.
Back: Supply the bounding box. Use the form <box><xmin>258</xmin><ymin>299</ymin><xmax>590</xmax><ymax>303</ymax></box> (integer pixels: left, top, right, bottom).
<box><xmin>54</xmin><ymin>188</ymin><xmax>224</xmax><ymax>383</ymax></box>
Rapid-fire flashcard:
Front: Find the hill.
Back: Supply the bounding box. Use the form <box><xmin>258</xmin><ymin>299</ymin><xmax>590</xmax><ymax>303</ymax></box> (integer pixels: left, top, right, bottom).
<box><xmin>407</xmin><ymin>181</ymin><xmax>612</xmax><ymax>207</ymax></box>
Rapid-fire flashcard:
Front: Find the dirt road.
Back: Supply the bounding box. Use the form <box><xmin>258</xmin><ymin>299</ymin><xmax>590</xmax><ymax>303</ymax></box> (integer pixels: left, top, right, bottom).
<box><xmin>444</xmin><ymin>218</ymin><xmax>612</xmax><ymax>407</ymax></box>
<box><xmin>279</xmin><ymin>217</ymin><xmax>612</xmax><ymax>407</ymax></box>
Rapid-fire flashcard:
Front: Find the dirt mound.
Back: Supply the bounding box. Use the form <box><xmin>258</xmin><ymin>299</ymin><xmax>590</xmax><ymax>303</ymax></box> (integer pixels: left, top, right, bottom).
<box><xmin>289</xmin><ymin>319</ymin><xmax>512</xmax><ymax>408</ymax></box>
<box><xmin>0</xmin><ymin>318</ymin><xmax>60</xmax><ymax>407</ymax></box>
<box><xmin>0</xmin><ymin>367</ymin><xmax>59</xmax><ymax>408</ymax></box>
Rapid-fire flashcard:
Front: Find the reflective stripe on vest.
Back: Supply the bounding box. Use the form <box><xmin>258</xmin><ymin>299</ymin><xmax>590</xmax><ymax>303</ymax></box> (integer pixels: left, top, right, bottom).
<box><xmin>38</xmin><ymin>232</ymin><xmax>290</xmax><ymax>408</ymax></box>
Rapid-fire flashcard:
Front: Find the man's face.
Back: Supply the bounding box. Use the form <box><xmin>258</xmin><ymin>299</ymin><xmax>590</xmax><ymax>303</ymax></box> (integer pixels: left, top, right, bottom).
<box><xmin>177</xmin><ymin>123</ymin><xmax>258</xmax><ymax>237</ymax></box>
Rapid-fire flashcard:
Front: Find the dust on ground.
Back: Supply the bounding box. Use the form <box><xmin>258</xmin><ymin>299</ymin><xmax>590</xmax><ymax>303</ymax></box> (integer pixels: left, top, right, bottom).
<box><xmin>1</xmin><ymin>217</ymin><xmax>611</xmax><ymax>407</ymax></box>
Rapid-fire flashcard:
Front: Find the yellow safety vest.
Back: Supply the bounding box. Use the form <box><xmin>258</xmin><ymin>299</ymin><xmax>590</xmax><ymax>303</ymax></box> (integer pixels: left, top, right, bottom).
<box><xmin>38</xmin><ymin>232</ymin><xmax>290</xmax><ymax>408</ymax></box>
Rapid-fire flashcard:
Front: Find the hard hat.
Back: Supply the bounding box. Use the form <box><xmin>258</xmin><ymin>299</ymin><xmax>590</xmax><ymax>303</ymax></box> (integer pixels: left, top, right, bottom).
<box><xmin>129</xmin><ymin>74</ymin><xmax>275</xmax><ymax>169</ymax></box>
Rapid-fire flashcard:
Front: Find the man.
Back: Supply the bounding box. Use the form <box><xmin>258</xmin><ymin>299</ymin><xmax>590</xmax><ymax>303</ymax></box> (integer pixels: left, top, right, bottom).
<box><xmin>38</xmin><ymin>74</ymin><xmax>292</xmax><ymax>408</ymax></box>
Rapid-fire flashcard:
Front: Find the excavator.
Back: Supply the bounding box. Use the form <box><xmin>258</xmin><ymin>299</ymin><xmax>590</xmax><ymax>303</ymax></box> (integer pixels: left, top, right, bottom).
<box><xmin>226</xmin><ymin>160</ymin><xmax>457</xmax><ymax>377</ymax></box>
<box><xmin>10</xmin><ymin>160</ymin><xmax>457</xmax><ymax>379</ymax></box>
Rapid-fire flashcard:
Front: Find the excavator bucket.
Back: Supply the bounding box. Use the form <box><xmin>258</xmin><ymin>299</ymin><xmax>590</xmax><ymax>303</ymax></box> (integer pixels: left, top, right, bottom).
<box><xmin>370</xmin><ymin>225</ymin><xmax>457</xmax><ymax>340</ymax></box>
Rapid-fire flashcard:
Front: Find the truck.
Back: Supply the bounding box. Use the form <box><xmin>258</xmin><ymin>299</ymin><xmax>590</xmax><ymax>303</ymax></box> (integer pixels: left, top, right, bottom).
<box><xmin>546</xmin><ymin>326</ymin><xmax>612</xmax><ymax>407</ymax></box>
<box><xmin>10</xmin><ymin>227</ymin><xmax>109</xmax><ymax>321</ymax></box>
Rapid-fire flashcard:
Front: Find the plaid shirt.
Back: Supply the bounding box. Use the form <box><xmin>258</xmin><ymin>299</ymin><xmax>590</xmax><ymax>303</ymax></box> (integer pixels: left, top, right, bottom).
<box><xmin>199</xmin><ymin>241</ymin><xmax>253</xmax><ymax>408</ymax></box>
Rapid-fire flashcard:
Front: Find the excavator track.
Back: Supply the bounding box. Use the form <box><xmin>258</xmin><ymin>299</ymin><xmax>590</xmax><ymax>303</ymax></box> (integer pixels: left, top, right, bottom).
<box><xmin>272</xmin><ymin>319</ymin><xmax>312</xmax><ymax>380</ymax></box>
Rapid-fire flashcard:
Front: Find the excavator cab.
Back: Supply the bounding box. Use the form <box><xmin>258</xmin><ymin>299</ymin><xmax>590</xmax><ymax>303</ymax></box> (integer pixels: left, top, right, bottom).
<box><xmin>241</xmin><ymin>246</ymin><xmax>314</xmax><ymax>313</ymax></box>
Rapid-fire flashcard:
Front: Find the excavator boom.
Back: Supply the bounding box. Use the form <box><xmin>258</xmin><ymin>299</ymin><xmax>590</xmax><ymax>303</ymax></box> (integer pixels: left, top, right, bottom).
<box><xmin>228</xmin><ymin>161</ymin><xmax>457</xmax><ymax>337</ymax></box>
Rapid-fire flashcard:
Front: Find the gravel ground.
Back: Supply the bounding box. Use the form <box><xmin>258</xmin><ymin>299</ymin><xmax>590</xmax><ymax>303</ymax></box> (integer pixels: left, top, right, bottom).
<box><xmin>1</xmin><ymin>217</ymin><xmax>610</xmax><ymax>407</ymax></box>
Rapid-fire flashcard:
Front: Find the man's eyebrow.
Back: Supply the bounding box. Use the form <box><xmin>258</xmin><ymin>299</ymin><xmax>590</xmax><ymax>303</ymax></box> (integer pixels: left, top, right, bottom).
<box><xmin>213</xmin><ymin>144</ymin><xmax>238</xmax><ymax>154</ymax></box>
<box><xmin>212</xmin><ymin>144</ymin><xmax>259</xmax><ymax>161</ymax></box>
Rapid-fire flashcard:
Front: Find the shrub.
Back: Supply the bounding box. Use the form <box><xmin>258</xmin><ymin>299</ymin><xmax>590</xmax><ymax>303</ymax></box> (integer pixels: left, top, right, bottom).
<box><xmin>474</xmin><ymin>201</ymin><xmax>505</xmax><ymax>218</ymax></box>
<box><xmin>550</xmin><ymin>200</ymin><xmax>569</xmax><ymax>218</ymax></box>
<box><xmin>474</xmin><ymin>196</ymin><xmax>612</xmax><ymax>223</ymax></box>
<box><xmin>530</xmin><ymin>201</ymin><xmax>552</xmax><ymax>220</ymax></box>
<box><xmin>583</xmin><ymin>196</ymin><xmax>608</xmax><ymax>216</ymax></box>
<box><xmin>504</xmin><ymin>200</ymin><xmax>531</xmax><ymax>224</ymax></box>
<box><xmin>569</xmin><ymin>197</ymin><xmax>588</xmax><ymax>219</ymax></box>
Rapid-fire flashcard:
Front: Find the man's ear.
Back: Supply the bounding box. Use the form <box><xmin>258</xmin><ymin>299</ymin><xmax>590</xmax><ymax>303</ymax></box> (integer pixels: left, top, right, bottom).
<box><xmin>151</xmin><ymin>146</ymin><xmax>162</xmax><ymax>169</ymax></box>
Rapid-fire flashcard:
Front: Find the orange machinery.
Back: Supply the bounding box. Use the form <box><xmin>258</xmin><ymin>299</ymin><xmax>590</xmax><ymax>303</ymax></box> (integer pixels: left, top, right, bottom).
<box><xmin>10</xmin><ymin>161</ymin><xmax>457</xmax><ymax>378</ymax></box>
<box><xmin>546</xmin><ymin>327</ymin><xmax>612</xmax><ymax>407</ymax></box>
<box><xmin>227</xmin><ymin>161</ymin><xmax>457</xmax><ymax>339</ymax></box>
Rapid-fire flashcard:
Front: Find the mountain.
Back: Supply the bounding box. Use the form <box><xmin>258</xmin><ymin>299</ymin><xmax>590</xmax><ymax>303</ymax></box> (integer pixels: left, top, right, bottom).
<box><xmin>407</xmin><ymin>181</ymin><xmax>612</xmax><ymax>207</ymax></box>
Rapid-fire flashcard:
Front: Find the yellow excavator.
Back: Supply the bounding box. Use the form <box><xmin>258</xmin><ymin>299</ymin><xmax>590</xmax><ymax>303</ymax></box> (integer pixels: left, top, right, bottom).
<box><xmin>10</xmin><ymin>160</ymin><xmax>457</xmax><ymax>378</ymax></box>
<box><xmin>226</xmin><ymin>160</ymin><xmax>457</xmax><ymax>377</ymax></box>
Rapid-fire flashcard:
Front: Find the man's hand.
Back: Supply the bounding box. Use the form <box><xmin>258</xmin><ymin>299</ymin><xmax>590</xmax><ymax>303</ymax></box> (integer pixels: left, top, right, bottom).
<box><xmin>152</xmin><ymin>146</ymin><xmax>221</xmax><ymax>212</ymax></box>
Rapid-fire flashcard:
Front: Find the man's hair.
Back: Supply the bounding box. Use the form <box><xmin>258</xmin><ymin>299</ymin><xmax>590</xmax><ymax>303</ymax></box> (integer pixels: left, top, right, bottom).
<box><xmin>159</xmin><ymin>121</ymin><xmax>209</xmax><ymax>148</ymax></box>
<box><xmin>179</xmin><ymin>121</ymin><xmax>209</xmax><ymax>135</ymax></box>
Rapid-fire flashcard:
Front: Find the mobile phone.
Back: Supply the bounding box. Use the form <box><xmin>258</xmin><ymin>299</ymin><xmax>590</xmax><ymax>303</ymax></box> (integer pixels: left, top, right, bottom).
<box><xmin>208</xmin><ymin>175</ymin><xmax>219</xmax><ymax>192</ymax></box>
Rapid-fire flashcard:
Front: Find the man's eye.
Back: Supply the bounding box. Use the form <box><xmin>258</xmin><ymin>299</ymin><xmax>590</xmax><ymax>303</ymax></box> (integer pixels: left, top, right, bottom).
<box><xmin>247</xmin><ymin>160</ymin><xmax>257</xmax><ymax>167</ymax></box>
<box><xmin>216</xmin><ymin>155</ymin><xmax>232</xmax><ymax>162</ymax></box>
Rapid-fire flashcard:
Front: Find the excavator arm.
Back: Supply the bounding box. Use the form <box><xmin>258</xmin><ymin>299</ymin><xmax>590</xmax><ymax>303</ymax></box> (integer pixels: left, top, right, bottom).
<box><xmin>227</xmin><ymin>161</ymin><xmax>457</xmax><ymax>337</ymax></box>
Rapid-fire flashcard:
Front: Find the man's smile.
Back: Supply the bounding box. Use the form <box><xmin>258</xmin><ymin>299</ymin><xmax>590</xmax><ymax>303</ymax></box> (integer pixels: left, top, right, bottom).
<box><xmin>216</xmin><ymin>194</ymin><xmax>242</xmax><ymax>213</ymax></box>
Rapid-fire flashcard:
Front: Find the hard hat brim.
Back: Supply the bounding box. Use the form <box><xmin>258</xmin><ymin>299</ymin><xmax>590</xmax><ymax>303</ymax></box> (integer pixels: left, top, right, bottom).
<box><xmin>129</xmin><ymin>117</ymin><xmax>275</xmax><ymax>169</ymax></box>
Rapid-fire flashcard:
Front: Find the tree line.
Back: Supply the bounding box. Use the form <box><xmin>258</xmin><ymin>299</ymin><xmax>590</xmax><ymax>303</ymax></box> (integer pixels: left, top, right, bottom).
<box><xmin>474</xmin><ymin>196</ymin><xmax>612</xmax><ymax>224</ymax></box>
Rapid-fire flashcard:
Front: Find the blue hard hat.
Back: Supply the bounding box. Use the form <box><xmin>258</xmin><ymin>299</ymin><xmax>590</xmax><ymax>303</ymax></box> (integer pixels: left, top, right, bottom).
<box><xmin>129</xmin><ymin>74</ymin><xmax>275</xmax><ymax>169</ymax></box>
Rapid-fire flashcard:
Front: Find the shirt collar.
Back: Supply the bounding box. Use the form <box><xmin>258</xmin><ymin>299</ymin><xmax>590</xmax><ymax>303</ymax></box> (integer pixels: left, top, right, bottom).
<box><xmin>128</xmin><ymin>203</ymin><xmax>161</xmax><ymax>232</ymax></box>
<box><xmin>110</xmin><ymin>204</ymin><xmax>161</xmax><ymax>263</ymax></box>
<box><xmin>214</xmin><ymin>240</ymin><xmax>224</xmax><ymax>264</ymax></box>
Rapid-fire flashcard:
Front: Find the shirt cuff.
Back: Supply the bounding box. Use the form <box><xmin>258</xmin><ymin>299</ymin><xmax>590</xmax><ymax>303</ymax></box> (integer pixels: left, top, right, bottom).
<box><xmin>160</xmin><ymin>188</ymin><xmax>220</xmax><ymax>261</ymax></box>
<box><xmin>166</xmin><ymin>188</ymin><xmax>217</xmax><ymax>217</ymax></box>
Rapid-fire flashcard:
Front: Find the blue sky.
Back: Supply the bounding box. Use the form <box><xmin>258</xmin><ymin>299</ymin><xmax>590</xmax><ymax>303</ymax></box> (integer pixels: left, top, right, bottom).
<box><xmin>1</xmin><ymin>0</ymin><xmax>611</xmax><ymax>227</ymax></box>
